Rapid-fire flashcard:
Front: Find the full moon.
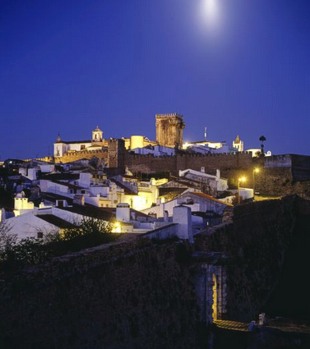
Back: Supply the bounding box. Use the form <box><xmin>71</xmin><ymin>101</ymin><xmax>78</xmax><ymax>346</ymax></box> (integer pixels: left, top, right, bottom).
<box><xmin>195</xmin><ymin>0</ymin><xmax>223</xmax><ymax>39</ymax></box>
<box><xmin>202</xmin><ymin>0</ymin><xmax>220</xmax><ymax>27</ymax></box>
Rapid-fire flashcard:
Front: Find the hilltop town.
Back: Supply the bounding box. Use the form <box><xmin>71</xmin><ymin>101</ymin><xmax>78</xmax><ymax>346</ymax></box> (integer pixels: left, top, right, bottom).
<box><xmin>1</xmin><ymin>113</ymin><xmax>310</xmax><ymax>349</ymax></box>
<box><xmin>1</xmin><ymin>113</ymin><xmax>309</xmax><ymax>240</ymax></box>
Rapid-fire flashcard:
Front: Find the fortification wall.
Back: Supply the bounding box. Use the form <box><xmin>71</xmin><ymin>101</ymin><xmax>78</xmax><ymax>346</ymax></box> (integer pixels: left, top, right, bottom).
<box><xmin>291</xmin><ymin>154</ymin><xmax>310</xmax><ymax>181</ymax></box>
<box><xmin>54</xmin><ymin>149</ymin><xmax>108</xmax><ymax>164</ymax></box>
<box><xmin>195</xmin><ymin>195</ymin><xmax>310</xmax><ymax>322</ymax></box>
<box><xmin>0</xmin><ymin>240</ymin><xmax>198</xmax><ymax>349</ymax></box>
<box><xmin>126</xmin><ymin>152</ymin><xmax>253</xmax><ymax>176</ymax></box>
<box><xmin>254</xmin><ymin>167</ymin><xmax>310</xmax><ymax>198</ymax></box>
<box><xmin>262</xmin><ymin>154</ymin><xmax>310</xmax><ymax>183</ymax></box>
<box><xmin>264</xmin><ymin>154</ymin><xmax>292</xmax><ymax>168</ymax></box>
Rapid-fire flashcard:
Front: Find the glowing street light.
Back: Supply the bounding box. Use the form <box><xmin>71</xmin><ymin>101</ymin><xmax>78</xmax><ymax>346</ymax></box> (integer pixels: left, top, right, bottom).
<box><xmin>237</xmin><ymin>176</ymin><xmax>246</xmax><ymax>204</ymax></box>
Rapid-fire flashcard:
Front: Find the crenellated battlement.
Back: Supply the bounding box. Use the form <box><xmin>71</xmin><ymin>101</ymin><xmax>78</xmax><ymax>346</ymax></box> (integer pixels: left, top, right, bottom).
<box><xmin>127</xmin><ymin>151</ymin><xmax>251</xmax><ymax>160</ymax></box>
<box><xmin>155</xmin><ymin>113</ymin><xmax>183</xmax><ymax>118</ymax></box>
<box><xmin>55</xmin><ymin>148</ymin><xmax>108</xmax><ymax>163</ymax></box>
<box><xmin>126</xmin><ymin>151</ymin><xmax>253</xmax><ymax>176</ymax></box>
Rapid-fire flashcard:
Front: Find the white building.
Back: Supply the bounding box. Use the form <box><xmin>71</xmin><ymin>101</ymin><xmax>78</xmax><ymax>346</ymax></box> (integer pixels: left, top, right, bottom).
<box><xmin>142</xmin><ymin>189</ymin><xmax>231</xmax><ymax>221</ymax></box>
<box><xmin>54</xmin><ymin>126</ymin><xmax>106</xmax><ymax>158</ymax></box>
<box><xmin>2</xmin><ymin>206</ymin><xmax>81</xmax><ymax>241</ymax></box>
<box><xmin>179</xmin><ymin>168</ymin><xmax>228</xmax><ymax>194</ymax></box>
<box><xmin>131</xmin><ymin>144</ymin><xmax>176</xmax><ymax>156</ymax></box>
<box><xmin>232</xmin><ymin>135</ymin><xmax>244</xmax><ymax>152</ymax></box>
<box><xmin>183</xmin><ymin>140</ymin><xmax>226</xmax><ymax>152</ymax></box>
<box><xmin>39</xmin><ymin>172</ymin><xmax>165</xmax><ymax>211</ymax></box>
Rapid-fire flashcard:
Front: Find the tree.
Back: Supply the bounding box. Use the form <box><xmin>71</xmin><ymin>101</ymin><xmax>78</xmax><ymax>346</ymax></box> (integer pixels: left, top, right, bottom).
<box><xmin>0</xmin><ymin>221</ymin><xmax>16</xmax><ymax>254</ymax></box>
<box><xmin>259</xmin><ymin>135</ymin><xmax>266</xmax><ymax>156</ymax></box>
<box><xmin>47</xmin><ymin>217</ymin><xmax>116</xmax><ymax>254</ymax></box>
<box><xmin>0</xmin><ymin>217</ymin><xmax>118</xmax><ymax>272</ymax></box>
<box><xmin>0</xmin><ymin>221</ymin><xmax>17</xmax><ymax>269</ymax></box>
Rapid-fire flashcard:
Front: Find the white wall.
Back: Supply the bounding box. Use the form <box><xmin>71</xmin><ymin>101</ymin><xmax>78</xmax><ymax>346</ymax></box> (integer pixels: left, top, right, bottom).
<box><xmin>40</xmin><ymin>180</ymin><xmax>71</xmax><ymax>196</ymax></box>
<box><xmin>173</xmin><ymin>205</ymin><xmax>193</xmax><ymax>242</ymax></box>
<box><xmin>78</xmin><ymin>173</ymin><xmax>92</xmax><ymax>188</ymax></box>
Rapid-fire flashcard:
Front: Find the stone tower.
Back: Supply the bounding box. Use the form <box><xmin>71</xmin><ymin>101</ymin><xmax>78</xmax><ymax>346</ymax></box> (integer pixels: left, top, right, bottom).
<box><xmin>155</xmin><ymin>113</ymin><xmax>185</xmax><ymax>149</ymax></box>
<box><xmin>108</xmin><ymin>138</ymin><xmax>125</xmax><ymax>174</ymax></box>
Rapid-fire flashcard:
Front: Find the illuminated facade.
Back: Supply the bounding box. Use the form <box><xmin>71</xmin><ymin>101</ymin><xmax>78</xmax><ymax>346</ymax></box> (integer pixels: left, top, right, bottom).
<box><xmin>232</xmin><ymin>135</ymin><xmax>244</xmax><ymax>152</ymax></box>
<box><xmin>182</xmin><ymin>140</ymin><xmax>228</xmax><ymax>153</ymax></box>
<box><xmin>155</xmin><ymin>113</ymin><xmax>185</xmax><ymax>148</ymax></box>
<box><xmin>54</xmin><ymin>126</ymin><xmax>107</xmax><ymax>158</ymax></box>
<box><xmin>122</xmin><ymin>135</ymin><xmax>157</xmax><ymax>150</ymax></box>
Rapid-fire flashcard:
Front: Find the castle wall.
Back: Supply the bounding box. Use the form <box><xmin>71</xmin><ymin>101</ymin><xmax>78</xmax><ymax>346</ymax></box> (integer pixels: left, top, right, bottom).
<box><xmin>263</xmin><ymin>154</ymin><xmax>310</xmax><ymax>182</ymax></box>
<box><xmin>0</xmin><ymin>240</ymin><xmax>199</xmax><ymax>349</ymax></box>
<box><xmin>108</xmin><ymin>139</ymin><xmax>125</xmax><ymax>171</ymax></box>
<box><xmin>249</xmin><ymin>155</ymin><xmax>310</xmax><ymax>198</ymax></box>
<box><xmin>195</xmin><ymin>195</ymin><xmax>310</xmax><ymax>322</ymax></box>
<box><xmin>54</xmin><ymin>149</ymin><xmax>108</xmax><ymax>164</ymax></box>
<box><xmin>126</xmin><ymin>152</ymin><xmax>253</xmax><ymax>176</ymax></box>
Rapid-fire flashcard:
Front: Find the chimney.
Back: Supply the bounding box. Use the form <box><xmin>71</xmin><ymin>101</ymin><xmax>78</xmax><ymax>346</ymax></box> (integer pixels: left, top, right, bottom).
<box><xmin>116</xmin><ymin>203</ymin><xmax>130</xmax><ymax>222</ymax></box>
<box><xmin>173</xmin><ymin>205</ymin><xmax>194</xmax><ymax>243</ymax></box>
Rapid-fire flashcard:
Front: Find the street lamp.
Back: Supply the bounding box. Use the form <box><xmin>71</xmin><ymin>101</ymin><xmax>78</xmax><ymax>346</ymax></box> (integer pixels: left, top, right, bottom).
<box><xmin>237</xmin><ymin>176</ymin><xmax>246</xmax><ymax>204</ymax></box>
<box><xmin>253</xmin><ymin>167</ymin><xmax>260</xmax><ymax>199</ymax></box>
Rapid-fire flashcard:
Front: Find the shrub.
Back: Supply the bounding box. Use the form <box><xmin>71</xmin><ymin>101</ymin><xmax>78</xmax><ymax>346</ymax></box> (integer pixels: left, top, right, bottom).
<box><xmin>0</xmin><ymin>217</ymin><xmax>119</xmax><ymax>272</ymax></box>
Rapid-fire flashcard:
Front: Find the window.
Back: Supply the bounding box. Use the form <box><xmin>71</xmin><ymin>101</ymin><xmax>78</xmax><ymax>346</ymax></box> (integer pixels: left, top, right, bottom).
<box><xmin>37</xmin><ymin>232</ymin><xmax>43</xmax><ymax>239</ymax></box>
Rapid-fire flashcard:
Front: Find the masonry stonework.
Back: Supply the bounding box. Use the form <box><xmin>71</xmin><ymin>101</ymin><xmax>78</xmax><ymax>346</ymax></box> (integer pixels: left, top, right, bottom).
<box><xmin>108</xmin><ymin>138</ymin><xmax>125</xmax><ymax>172</ymax></box>
<box><xmin>155</xmin><ymin>113</ymin><xmax>185</xmax><ymax>149</ymax></box>
<box><xmin>125</xmin><ymin>152</ymin><xmax>253</xmax><ymax>177</ymax></box>
<box><xmin>0</xmin><ymin>240</ymin><xmax>199</xmax><ymax>349</ymax></box>
<box><xmin>195</xmin><ymin>195</ymin><xmax>310</xmax><ymax>321</ymax></box>
<box><xmin>54</xmin><ymin>149</ymin><xmax>108</xmax><ymax>164</ymax></box>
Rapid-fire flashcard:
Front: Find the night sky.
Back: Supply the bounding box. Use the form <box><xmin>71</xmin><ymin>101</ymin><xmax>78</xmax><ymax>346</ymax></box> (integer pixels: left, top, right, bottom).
<box><xmin>1</xmin><ymin>0</ymin><xmax>309</xmax><ymax>160</ymax></box>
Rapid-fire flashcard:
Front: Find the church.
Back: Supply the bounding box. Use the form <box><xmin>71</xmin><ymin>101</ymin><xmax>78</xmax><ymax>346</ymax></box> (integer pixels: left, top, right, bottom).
<box><xmin>54</xmin><ymin>126</ymin><xmax>107</xmax><ymax>158</ymax></box>
<box><xmin>52</xmin><ymin>114</ymin><xmax>181</xmax><ymax>162</ymax></box>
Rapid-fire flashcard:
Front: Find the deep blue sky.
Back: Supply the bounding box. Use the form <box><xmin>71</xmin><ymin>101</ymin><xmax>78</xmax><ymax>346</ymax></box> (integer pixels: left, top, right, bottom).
<box><xmin>1</xmin><ymin>0</ymin><xmax>309</xmax><ymax>160</ymax></box>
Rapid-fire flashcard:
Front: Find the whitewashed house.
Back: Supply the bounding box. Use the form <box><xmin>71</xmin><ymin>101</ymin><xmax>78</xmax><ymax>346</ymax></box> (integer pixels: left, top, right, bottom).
<box><xmin>179</xmin><ymin>168</ymin><xmax>228</xmax><ymax>194</ymax></box>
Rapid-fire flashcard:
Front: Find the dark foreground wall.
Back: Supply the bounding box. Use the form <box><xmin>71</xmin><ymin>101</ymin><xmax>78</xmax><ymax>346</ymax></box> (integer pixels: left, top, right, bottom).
<box><xmin>1</xmin><ymin>196</ymin><xmax>309</xmax><ymax>348</ymax></box>
<box><xmin>195</xmin><ymin>195</ymin><xmax>310</xmax><ymax>322</ymax></box>
<box><xmin>0</xmin><ymin>240</ymin><xmax>199</xmax><ymax>349</ymax></box>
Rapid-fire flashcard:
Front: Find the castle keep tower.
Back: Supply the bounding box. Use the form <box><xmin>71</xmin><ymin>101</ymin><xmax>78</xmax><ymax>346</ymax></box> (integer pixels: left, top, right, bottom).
<box><xmin>155</xmin><ymin>113</ymin><xmax>185</xmax><ymax>149</ymax></box>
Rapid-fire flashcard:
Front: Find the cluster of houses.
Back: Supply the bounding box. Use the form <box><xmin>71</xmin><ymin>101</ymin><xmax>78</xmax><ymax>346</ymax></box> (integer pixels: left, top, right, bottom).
<box><xmin>0</xmin><ymin>157</ymin><xmax>253</xmax><ymax>244</ymax></box>
<box><xmin>0</xmin><ymin>115</ymin><xmax>267</xmax><ymax>246</ymax></box>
